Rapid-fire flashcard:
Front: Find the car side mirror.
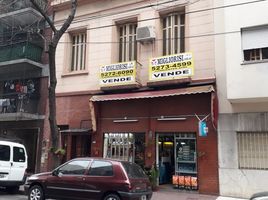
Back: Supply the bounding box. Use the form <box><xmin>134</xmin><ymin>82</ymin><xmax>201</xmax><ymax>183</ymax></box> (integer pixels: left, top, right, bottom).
<box><xmin>52</xmin><ymin>170</ymin><xmax>59</xmax><ymax>176</ymax></box>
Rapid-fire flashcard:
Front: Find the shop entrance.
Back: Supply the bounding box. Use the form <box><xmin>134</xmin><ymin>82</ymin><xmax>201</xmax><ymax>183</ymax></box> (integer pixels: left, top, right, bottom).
<box><xmin>157</xmin><ymin>134</ymin><xmax>175</xmax><ymax>185</ymax></box>
<box><xmin>156</xmin><ymin>133</ymin><xmax>198</xmax><ymax>191</ymax></box>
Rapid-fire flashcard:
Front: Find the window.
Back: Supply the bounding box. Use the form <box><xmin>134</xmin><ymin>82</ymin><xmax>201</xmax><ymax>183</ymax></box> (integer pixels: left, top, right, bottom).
<box><xmin>13</xmin><ymin>147</ymin><xmax>25</xmax><ymax>162</ymax></box>
<box><xmin>0</xmin><ymin>145</ymin><xmax>10</xmax><ymax>161</ymax></box>
<box><xmin>244</xmin><ymin>48</ymin><xmax>268</xmax><ymax>61</ymax></box>
<box><xmin>121</xmin><ymin>162</ymin><xmax>147</xmax><ymax>179</ymax></box>
<box><xmin>163</xmin><ymin>13</ymin><xmax>185</xmax><ymax>55</ymax></box>
<box><xmin>70</xmin><ymin>32</ymin><xmax>87</xmax><ymax>71</ymax></box>
<box><xmin>242</xmin><ymin>26</ymin><xmax>268</xmax><ymax>62</ymax></box>
<box><xmin>58</xmin><ymin>160</ymin><xmax>90</xmax><ymax>175</ymax></box>
<box><xmin>237</xmin><ymin>132</ymin><xmax>268</xmax><ymax>170</ymax></box>
<box><xmin>88</xmin><ymin>161</ymin><xmax>113</xmax><ymax>176</ymax></box>
<box><xmin>119</xmin><ymin>23</ymin><xmax>137</xmax><ymax>62</ymax></box>
<box><xmin>104</xmin><ymin>133</ymin><xmax>134</xmax><ymax>162</ymax></box>
<box><xmin>103</xmin><ymin>133</ymin><xmax>145</xmax><ymax>167</ymax></box>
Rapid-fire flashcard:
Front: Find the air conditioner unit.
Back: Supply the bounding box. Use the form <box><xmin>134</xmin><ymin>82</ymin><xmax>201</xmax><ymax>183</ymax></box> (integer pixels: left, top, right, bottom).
<box><xmin>136</xmin><ymin>26</ymin><xmax>156</xmax><ymax>43</ymax></box>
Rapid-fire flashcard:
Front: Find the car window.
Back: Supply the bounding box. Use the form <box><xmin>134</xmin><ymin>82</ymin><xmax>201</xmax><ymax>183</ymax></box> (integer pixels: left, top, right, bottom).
<box><xmin>0</xmin><ymin>145</ymin><xmax>10</xmax><ymax>161</ymax></box>
<box><xmin>13</xmin><ymin>147</ymin><xmax>25</xmax><ymax>162</ymax></box>
<box><xmin>122</xmin><ymin>162</ymin><xmax>147</xmax><ymax>179</ymax></box>
<box><xmin>88</xmin><ymin>160</ymin><xmax>113</xmax><ymax>176</ymax></box>
<box><xmin>58</xmin><ymin>160</ymin><xmax>90</xmax><ymax>175</ymax></box>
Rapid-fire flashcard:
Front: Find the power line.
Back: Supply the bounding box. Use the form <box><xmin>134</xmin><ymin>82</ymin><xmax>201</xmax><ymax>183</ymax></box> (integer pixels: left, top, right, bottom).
<box><xmin>54</xmin><ymin>0</ymin><xmax>267</xmax><ymax>31</ymax></box>
<box><xmin>0</xmin><ymin>0</ymin><xmax>266</xmax><ymax>41</ymax></box>
<box><xmin>55</xmin><ymin>0</ymin><xmax>186</xmax><ymax>25</ymax></box>
<box><xmin>53</xmin><ymin>30</ymin><xmax>240</xmax><ymax>45</ymax></box>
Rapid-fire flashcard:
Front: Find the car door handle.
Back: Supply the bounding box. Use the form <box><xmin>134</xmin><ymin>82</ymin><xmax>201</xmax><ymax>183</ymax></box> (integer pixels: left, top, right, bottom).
<box><xmin>77</xmin><ymin>177</ymin><xmax>85</xmax><ymax>181</ymax></box>
<box><xmin>10</xmin><ymin>162</ymin><xmax>13</xmax><ymax>167</ymax></box>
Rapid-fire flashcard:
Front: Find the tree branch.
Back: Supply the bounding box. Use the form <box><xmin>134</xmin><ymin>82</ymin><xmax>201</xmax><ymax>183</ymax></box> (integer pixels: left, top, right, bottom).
<box><xmin>29</xmin><ymin>0</ymin><xmax>57</xmax><ymax>33</ymax></box>
<box><xmin>52</xmin><ymin>0</ymin><xmax>77</xmax><ymax>44</ymax></box>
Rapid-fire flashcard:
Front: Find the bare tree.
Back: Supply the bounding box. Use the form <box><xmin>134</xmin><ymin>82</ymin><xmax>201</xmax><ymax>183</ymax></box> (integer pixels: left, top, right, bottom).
<box><xmin>30</xmin><ymin>0</ymin><xmax>77</xmax><ymax>168</ymax></box>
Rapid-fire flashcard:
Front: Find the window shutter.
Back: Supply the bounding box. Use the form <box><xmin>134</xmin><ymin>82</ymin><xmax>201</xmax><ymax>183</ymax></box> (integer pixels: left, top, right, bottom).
<box><xmin>242</xmin><ymin>26</ymin><xmax>268</xmax><ymax>50</ymax></box>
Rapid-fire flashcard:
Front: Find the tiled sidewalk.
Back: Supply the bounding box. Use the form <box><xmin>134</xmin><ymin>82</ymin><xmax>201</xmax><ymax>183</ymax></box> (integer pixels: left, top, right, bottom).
<box><xmin>151</xmin><ymin>185</ymin><xmax>246</xmax><ymax>200</ymax></box>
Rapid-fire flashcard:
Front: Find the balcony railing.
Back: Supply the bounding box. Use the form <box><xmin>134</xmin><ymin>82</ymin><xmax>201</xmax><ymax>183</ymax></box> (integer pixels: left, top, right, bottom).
<box><xmin>0</xmin><ymin>94</ymin><xmax>39</xmax><ymax>115</ymax></box>
<box><xmin>0</xmin><ymin>0</ymin><xmax>47</xmax><ymax>15</ymax></box>
<box><xmin>0</xmin><ymin>41</ymin><xmax>43</xmax><ymax>63</ymax></box>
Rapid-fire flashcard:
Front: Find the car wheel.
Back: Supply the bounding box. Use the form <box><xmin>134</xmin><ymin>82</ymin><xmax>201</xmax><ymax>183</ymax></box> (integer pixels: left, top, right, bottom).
<box><xmin>104</xmin><ymin>193</ymin><xmax>121</xmax><ymax>200</ymax></box>
<box><xmin>28</xmin><ymin>185</ymin><xmax>45</xmax><ymax>200</ymax></box>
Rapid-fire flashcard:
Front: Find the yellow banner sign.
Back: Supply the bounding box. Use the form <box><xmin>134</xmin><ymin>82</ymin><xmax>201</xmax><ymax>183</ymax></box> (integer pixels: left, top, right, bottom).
<box><xmin>100</xmin><ymin>61</ymin><xmax>136</xmax><ymax>86</ymax></box>
<box><xmin>149</xmin><ymin>52</ymin><xmax>194</xmax><ymax>81</ymax></box>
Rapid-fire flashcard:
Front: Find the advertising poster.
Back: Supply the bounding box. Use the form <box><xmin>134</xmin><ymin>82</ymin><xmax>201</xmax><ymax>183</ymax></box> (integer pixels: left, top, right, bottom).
<box><xmin>100</xmin><ymin>61</ymin><xmax>136</xmax><ymax>86</ymax></box>
<box><xmin>149</xmin><ymin>52</ymin><xmax>194</xmax><ymax>81</ymax></box>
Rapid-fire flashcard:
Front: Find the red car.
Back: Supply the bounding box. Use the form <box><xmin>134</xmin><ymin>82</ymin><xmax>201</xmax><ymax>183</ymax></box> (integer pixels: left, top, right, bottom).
<box><xmin>25</xmin><ymin>157</ymin><xmax>152</xmax><ymax>200</ymax></box>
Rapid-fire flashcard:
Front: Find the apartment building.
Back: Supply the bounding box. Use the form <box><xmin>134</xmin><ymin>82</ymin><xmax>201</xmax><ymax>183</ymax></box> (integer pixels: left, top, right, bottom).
<box><xmin>0</xmin><ymin>0</ymin><xmax>49</xmax><ymax>173</ymax></box>
<box><xmin>52</xmin><ymin>0</ymin><xmax>218</xmax><ymax>194</ymax></box>
<box><xmin>215</xmin><ymin>0</ymin><xmax>268</xmax><ymax>198</ymax></box>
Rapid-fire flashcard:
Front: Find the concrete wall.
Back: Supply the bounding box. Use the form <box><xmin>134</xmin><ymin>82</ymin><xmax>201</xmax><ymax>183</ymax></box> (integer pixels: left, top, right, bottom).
<box><xmin>53</xmin><ymin>0</ymin><xmax>215</xmax><ymax>93</ymax></box>
<box><xmin>214</xmin><ymin>1</ymin><xmax>268</xmax><ymax>197</ymax></box>
<box><xmin>218</xmin><ymin>113</ymin><xmax>268</xmax><ymax>198</ymax></box>
<box><xmin>215</xmin><ymin>0</ymin><xmax>268</xmax><ymax>114</ymax></box>
<box><xmin>214</xmin><ymin>0</ymin><xmax>268</xmax><ymax>113</ymax></box>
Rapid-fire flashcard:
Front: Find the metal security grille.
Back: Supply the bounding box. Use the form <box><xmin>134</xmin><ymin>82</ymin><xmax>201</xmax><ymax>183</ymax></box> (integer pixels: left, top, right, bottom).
<box><xmin>103</xmin><ymin>133</ymin><xmax>134</xmax><ymax>162</ymax></box>
<box><xmin>237</xmin><ymin>132</ymin><xmax>268</xmax><ymax>170</ymax></box>
<box><xmin>119</xmin><ymin>23</ymin><xmax>137</xmax><ymax>62</ymax></box>
<box><xmin>163</xmin><ymin>13</ymin><xmax>185</xmax><ymax>55</ymax></box>
<box><xmin>71</xmin><ymin>32</ymin><xmax>87</xmax><ymax>71</ymax></box>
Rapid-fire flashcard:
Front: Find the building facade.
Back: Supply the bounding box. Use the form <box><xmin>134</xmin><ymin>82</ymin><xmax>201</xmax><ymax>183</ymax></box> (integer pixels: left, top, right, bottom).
<box><xmin>0</xmin><ymin>0</ymin><xmax>49</xmax><ymax>173</ymax></box>
<box><xmin>215</xmin><ymin>0</ymin><xmax>268</xmax><ymax>198</ymax></box>
<box><xmin>52</xmin><ymin>0</ymin><xmax>218</xmax><ymax>194</ymax></box>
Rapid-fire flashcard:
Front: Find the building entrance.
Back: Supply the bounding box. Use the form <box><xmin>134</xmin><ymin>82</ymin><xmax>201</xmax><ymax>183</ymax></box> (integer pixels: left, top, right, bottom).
<box><xmin>157</xmin><ymin>133</ymin><xmax>198</xmax><ymax>190</ymax></box>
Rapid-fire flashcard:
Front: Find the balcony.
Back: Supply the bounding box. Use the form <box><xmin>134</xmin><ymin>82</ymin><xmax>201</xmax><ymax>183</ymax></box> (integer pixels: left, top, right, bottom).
<box><xmin>0</xmin><ymin>96</ymin><xmax>44</xmax><ymax>121</ymax></box>
<box><xmin>0</xmin><ymin>79</ymin><xmax>44</xmax><ymax>121</ymax></box>
<box><xmin>0</xmin><ymin>0</ymin><xmax>45</xmax><ymax>27</ymax></box>
<box><xmin>0</xmin><ymin>41</ymin><xmax>43</xmax><ymax>63</ymax></box>
<box><xmin>0</xmin><ymin>41</ymin><xmax>44</xmax><ymax>79</ymax></box>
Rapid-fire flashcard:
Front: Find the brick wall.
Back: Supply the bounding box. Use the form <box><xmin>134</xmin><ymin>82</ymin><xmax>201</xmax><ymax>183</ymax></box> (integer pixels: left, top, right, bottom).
<box><xmin>93</xmin><ymin>93</ymin><xmax>219</xmax><ymax>195</ymax></box>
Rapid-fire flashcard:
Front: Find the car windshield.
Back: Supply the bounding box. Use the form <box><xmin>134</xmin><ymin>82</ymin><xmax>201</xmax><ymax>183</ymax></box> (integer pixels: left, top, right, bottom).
<box><xmin>122</xmin><ymin>162</ymin><xmax>148</xmax><ymax>179</ymax></box>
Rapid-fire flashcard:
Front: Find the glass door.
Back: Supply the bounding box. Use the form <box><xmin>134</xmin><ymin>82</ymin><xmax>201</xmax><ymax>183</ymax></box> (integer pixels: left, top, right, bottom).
<box><xmin>175</xmin><ymin>133</ymin><xmax>198</xmax><ymax>190</ymax></box>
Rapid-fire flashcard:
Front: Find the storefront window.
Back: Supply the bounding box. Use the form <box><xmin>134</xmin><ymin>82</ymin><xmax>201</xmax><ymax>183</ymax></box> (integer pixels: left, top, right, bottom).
<box><xmin>103</xmin><ymin>133</ymin><xmax>145</xmax><ymax>167</ymax></box>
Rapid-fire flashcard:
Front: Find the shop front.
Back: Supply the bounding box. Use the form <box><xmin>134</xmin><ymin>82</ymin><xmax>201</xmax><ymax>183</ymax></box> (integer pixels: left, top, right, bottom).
<box><xmin>90</xmin><ymin>85</ymin><xmax>219</xmax><ymax>195</ymax></box>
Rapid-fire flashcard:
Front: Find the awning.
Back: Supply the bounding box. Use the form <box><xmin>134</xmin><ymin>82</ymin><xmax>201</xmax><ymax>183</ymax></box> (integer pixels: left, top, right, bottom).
<box><xmin>60</xmin><ymin>128</ymin><xmax>91</xmax><ymax>134</ymax></box>
<box><xmin>90</xmin><ymin>85</ymin><xmax>214</xmax><ymax>102</ymax></box>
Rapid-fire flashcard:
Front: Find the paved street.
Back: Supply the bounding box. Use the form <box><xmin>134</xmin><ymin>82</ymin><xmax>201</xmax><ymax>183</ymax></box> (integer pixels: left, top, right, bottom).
<box><xmin>0</xmin><ymin>188</ymin><xmax>25</xmax><ymax>200</ymax></box>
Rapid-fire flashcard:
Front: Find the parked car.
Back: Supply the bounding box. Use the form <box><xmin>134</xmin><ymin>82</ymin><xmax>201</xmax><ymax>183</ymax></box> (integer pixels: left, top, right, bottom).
<box><xmin>25</xmin><ymin>157</ymin><xmax>152</xmax><ymax>200</ymax></box>
<box><xmin>250</xmin><ymin>192</ymin><xmax>268</xmax><ymax>200</ymax></box>
<box><xmin>0</xmin><ymin>140</ymin><xmax>28</xmax><ymax>193</ymax></box>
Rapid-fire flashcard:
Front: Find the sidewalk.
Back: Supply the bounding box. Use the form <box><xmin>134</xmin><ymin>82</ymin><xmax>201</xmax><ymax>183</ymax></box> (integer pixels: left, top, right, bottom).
<box><xmin>152</xmin><ymin>191</ymin><xmax>246</xmax><ymax>200</ymax></box>
<box><xmin>152</xmin><ymin>185</ymin><xmax>247</xmax><ymax>200</ymax></box>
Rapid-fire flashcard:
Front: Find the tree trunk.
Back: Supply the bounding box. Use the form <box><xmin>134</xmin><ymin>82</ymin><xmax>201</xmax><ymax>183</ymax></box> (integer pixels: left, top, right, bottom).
<box><xmin>48</xmin><ymin>44</ymin><xmax>60</xmax><ymax>168</ymax></box>
<box><xmin>29</xmin><ymin>0</ymin><xmax>77</xmax><ymax>169</ymax></box>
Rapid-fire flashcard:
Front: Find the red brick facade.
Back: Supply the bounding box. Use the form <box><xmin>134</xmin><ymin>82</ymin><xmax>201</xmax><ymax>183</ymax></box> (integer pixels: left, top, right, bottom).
<box><xmin>92</xmin><ymin>92</ymin><xmax>219</xmax><ymax>195</ymax></box>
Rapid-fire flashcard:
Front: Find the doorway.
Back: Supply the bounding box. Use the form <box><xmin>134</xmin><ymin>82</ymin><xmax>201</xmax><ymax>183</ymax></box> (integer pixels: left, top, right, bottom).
<box><xmin>157</xmin><ymin>134</ymin><xmax>175</xmax><ymax>185</ymax></box>
<box><xmin>71</xmin><ymin>134</ymin><xmax>91</xmax><ymax>159</ymax></box>
<box><xmin>156</xmin><ymin>133</ymin><xmax>198</xmax><ymax>191</ymax></box>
